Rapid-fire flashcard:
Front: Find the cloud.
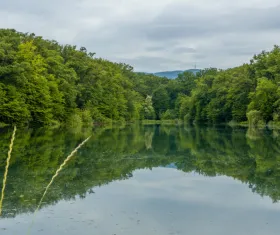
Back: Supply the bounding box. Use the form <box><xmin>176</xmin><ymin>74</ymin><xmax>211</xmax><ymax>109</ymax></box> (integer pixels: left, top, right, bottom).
<box><xmin>0</xmin><ymin>0</ymin><xmax>280</xmax><ymax>72</ymax></box>
<box><xmin>118</xmin><ymin>56</ymin><xmax>188</xmax><ymax>72</ymax></box>
<box><xmin>173</xmin><ymin>47</ymin><xmax>197</xmax><ymax>54</ymax></box>
<box><xmin>146</xmin><ymin>46</ymin><xmax>167</xmax><ymax>52</ymax></box>
<box><xmin>6</xmin><ymin>167</ymin><xmax>280</xmax><ymax>235</ymax></box>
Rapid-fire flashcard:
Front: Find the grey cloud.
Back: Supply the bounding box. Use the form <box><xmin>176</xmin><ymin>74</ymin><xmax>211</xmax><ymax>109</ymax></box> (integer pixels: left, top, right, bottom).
<box><xmin>75</xmin><ymin>1</ymin><xmax>280</xmax><ymax>70</ymax></box>
<box><xmin>173</xmin><ymin>47</ymin><xmax>197</xmax><ymax>54</ymax></box>
<box><xmin>193</xmin><ymin>53</ymin><xmax>207</xmax><ymax>60</ymax></box>
<box><xmin>0</xmin><ymin>0</ymin><xmax>280</xmax><ymax>72</ymax></box>
<box><xmin>142</xmin><ymin>46</ymin><xmax>197</xmax><ymax>54</ymax></box>
<box><xmin>0</xmin><ymin>0</ymin><xmax>74</xmax><ymax>18</ymax></box>
<box><xmin>144</xmin><ymin>4</ymin><xmax>280</xmax><ymax>41</ymax></box>
<box><xmin>119</xmin><ymin>56</ymin><xmax>190</xmax><ymax>72</ymax></box>
<box><xmin>146</xmin><ymin>46</ymin><xmax>166</xmax><ymax>51</ymax></box>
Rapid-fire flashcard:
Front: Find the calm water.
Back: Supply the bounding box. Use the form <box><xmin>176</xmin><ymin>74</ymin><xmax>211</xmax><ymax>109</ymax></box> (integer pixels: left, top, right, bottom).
<box><xmin>0</xmin><ymin>124</ymin><xmax>280</xmax><ymax>235</ymax></box>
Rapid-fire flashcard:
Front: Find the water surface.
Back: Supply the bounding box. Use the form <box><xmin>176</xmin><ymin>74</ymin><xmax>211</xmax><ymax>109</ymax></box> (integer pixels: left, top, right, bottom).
<box><xmin>0</xmin><ymin>125</ymin><xmax>280</xmax><ymax>234</ymax></box>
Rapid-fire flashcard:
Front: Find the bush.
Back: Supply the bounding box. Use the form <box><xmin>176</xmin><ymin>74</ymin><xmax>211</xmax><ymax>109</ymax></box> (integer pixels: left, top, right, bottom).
<box><xmin>48</xmin><ymin>120</ymin><xmax>61</xmax><ymax>128</ymax></box>
<box><xmin>91</xmin><ymin>107</ymin><xmax>112</xmax><ymax>124</ymax></box>
<box><xmin>161</xmin><ymin>109</ymin><xmax>176</xmax><ymax>120</ymax></box>
<box><xmin>81</xmin><ymin>109</ymin><xmax>92</xmax><ymax>126</ymax></box>
<box><xmin>66</xmin><ymin>111</ymin><xmax>82</xmax><ymax>128</ymax></box>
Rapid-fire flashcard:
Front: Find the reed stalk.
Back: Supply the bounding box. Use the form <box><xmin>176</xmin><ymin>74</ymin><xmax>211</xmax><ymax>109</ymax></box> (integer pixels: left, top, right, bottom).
<box><xmin>0</xmin><ymin>126</ymin><xmax>17</xmax><ymax>216</ymax></box>
<box><xmin>27</xmin><ymin>135</ymin><xmax>91</xmax><ymax>234</ymax></box>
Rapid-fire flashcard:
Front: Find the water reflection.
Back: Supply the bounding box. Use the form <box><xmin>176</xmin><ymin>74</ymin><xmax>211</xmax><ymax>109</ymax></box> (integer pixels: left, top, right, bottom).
<box><xmin>0</xmin><ymin>124</ymin><xmax>280</xmax><ymax>233</ymax></box>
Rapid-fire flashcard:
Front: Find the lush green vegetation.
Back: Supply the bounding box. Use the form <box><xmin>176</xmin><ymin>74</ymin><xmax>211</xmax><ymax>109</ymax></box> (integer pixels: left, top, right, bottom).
<box><xmin>0</xmin><ymin>29</ymin><xmax>167</xmax><ymax>126</ymax></box>
<box><xmin>150</xmin><ymin>47</ymin><xmax>280</xmax><ymax>127</ymax></box>
<box><xmin>1</xmin><ymin>124</ymin><xmax>280</xmax><ymax>218</ymax></box>
<box><xmin>1</xmin><ymin>29</ymin><xmax>280</xmax><ymax>127</ymax></box>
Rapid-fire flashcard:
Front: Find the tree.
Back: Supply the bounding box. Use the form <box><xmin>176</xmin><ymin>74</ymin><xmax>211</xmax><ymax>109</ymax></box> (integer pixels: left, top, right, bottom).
<box><xmin>248</xmin><ymin>78</ymin><xmax>278</xmax><ymax>123</ymax></box>
<box><xmin>143</xmin><ymin>96</ymin><xmax>156</xmax><ymax>120</ymax></box>
<box><xmin>152</xmin><ymin>87</ymin><xmax>170</xmax><ymax>119</ymax></box>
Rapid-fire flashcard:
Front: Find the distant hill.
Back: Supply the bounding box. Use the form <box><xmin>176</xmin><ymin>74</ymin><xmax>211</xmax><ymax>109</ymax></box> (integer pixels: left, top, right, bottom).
<box><xmin>153</xmin><ymin>69</ymin><xmax>201</xmax><ymax>79</ymax></box>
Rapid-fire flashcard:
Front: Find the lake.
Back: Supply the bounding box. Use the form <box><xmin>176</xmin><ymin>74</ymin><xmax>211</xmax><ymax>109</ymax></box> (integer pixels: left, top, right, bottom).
<box><xmin>0</xmin><ymin>124</ymin><xmax>280</xmax><ymax>235</ymax></box>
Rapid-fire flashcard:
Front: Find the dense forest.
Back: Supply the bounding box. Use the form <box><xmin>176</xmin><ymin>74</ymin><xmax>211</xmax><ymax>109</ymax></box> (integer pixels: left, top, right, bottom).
<box><xmin>1</xmin><ymin>29</ymin><xmax>280</xmax><ymax>127</ymax></box>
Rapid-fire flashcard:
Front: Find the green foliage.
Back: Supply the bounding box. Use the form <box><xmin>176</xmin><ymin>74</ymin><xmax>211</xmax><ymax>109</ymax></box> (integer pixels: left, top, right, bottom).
<box><xmin>176</xmin><ymin>71</ymin><xmax>197</xmax><ymax>96</ymax></box>
<box><xmin>173</xmin><ymin>47</ymin><xmax>280</xmax><ymax>125</ymax></box>
<box><xmin>1</xmin><ymin>29</ymin><xmax>280</xmax><ymax>126</ymax></box>
<box><xmin>0</xmin><ymin>29</ymin><xmax>169</xmax><ymax>126</ymax></box>
<box><xmin>143</xmin><ymin>96</ymin><xmax>156</xmax><ymax>120</ymax></box>
<box><xmin>161</xmin><ymin>109</ymin><xmax>176</xmax><ymax>120</ymax></box>
<box><xmin>90</xmin><ymin>107</ymin><xmax>112</xmax><ymax>124</ymax></box>
<box><xmin>80</xmin><ymin>109</ymin><xmax>92</xmax><ymax>126</ymax></box>
<box><xmin>0</xmin><ymin>84</ymin><xmax>30</xmax><ymax>125</ymax></box>
<box><xmin>247</xmin><ymin>110</ymin><xmax>265</xmax><ymax>127</ymax></box>
<box><xmin>152</xmin><ymin>87</ymin><xmax>170</xmax><ymax>119</ymax></box>
<box><xmin>248</xmin><ymin>78</ymin><xmax>279</xmax><ymax>122</ymax></box>
<box><xmin>66</xmin><ymin>111</ymin><xmax>83</xmax><ymax>128</ymax></box>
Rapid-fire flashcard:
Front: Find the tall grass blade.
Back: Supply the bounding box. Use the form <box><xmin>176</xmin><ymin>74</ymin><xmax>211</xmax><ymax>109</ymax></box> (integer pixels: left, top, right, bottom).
<box><xmin>0</xmin><ymin>126</ymin><xmax>17</xmax><ymax>216</ymax></box>
<box><xmin>27</xmin><ymin>135</ymin><xmax>91</xmax><ymax>234</ymax></box>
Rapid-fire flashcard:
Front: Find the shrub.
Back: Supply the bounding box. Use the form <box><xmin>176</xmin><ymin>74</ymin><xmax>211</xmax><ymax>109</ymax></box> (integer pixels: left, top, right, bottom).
<box><xmin>161</xmin><ymin>109</ymin><xmax>176</xmax><ymax>120</ymax></box>
<box><xmin>81</xmin><ymin>109</ymin><xmax>92</xmax><ymax>126</ymax></box>
<box><xmin>91</xmin><ymin>107</ymin><xmax>112</xmax><ymax>124</ymax></box>
<box><xmin>66</xmin><ymin>111</ymin><xmax>82</xmax><ymax>128</ymax></box>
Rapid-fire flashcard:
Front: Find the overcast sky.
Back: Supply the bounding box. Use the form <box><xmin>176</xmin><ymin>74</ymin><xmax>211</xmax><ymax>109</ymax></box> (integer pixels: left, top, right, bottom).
<box><xmin>0</xmin><ymin>0</ymin><xmax>280</xmax><ymax>72</ymax></box>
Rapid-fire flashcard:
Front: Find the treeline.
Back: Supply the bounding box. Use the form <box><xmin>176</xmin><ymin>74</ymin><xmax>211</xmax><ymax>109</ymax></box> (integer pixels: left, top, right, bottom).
<box><xmin>148</xmin><ymin>46</ymin><xmax>280</xmax><ymax>126</ymax></box>
<box><xmin>0</xmin><ymin>29</ymin><xmax>166</xmax><ymax>126</ymax></box>
<box><xmin>1</xmin><ymin>29</ymin><xmax>280</xmax><ymax>126</ymax></box>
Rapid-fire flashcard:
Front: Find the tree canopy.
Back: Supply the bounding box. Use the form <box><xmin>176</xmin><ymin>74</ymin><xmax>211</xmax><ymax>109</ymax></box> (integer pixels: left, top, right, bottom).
<box><xmin>1</xmin><ymin>29</ymin><xmax>280</xmax><ymax>126</ymax></box>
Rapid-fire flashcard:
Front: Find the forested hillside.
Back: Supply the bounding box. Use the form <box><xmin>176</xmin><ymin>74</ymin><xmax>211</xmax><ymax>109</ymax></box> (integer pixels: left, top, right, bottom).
<box><xmin>164</xmin><ymin>48</ymin><xmax>280</xmax><ymax>126</ymax></box>
<box><xmin>0</xmin><ymin>29</ymin><xmax>164</xmax><ymax>126</ymax></box>
<box><xmin>1</xmin><ymin>29</ymin><xmax>280</xmax><ymax>127</ymax></box>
